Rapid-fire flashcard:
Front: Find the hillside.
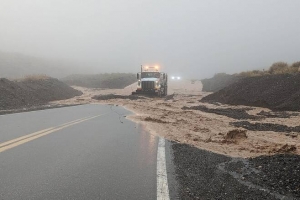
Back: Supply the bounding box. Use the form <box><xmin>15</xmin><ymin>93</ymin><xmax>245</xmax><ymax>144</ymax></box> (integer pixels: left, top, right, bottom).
<box><xmin>202</xmin><ymin>74</ymin><xmax>300</xmax><ymax>111</ymax></box>
<box><xmin>0</xmin><ymin>51</ymin><xmax>83</xmax><ymax>78</ymax></box>
<box><xmin>0</xmin><ymin>76</ymin><xmax>82</xmax><ymax>110</ymax></box>
<box><xmin>201</xmin><ymin>73</ymin><xmax>240</xmax><ymax>92</ymax></box>
<box><xmin>61</xmin><ymin>73</ymin><xmax>137</xmax><ymax>89</ymax></box>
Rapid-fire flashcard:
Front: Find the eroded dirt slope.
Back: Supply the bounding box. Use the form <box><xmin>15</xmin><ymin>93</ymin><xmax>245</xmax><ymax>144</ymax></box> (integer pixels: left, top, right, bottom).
<box><xmin>0</xmin><ymin>77</ymin><xmax>82</xmax><ymax>110</ymax></box>
<box><xmin>202</xmin><ymin>74</ymin><xmax>300</xmax><ymax>111</ymax></box>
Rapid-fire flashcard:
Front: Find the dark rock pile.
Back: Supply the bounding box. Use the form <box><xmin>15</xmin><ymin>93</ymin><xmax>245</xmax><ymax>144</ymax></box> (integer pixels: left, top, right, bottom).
<box><xmin>202</xmin><ymin>74</ymin><xmax>300</xmax><ymax>111</ymax></box>
<box><xmin>257</xmin><ymin>110</ymin><xmax>298</xmax><ymax>118</ymax></box>
<box><xmin>182</xmin><ymin>105</ymin><xmax>260</xmax><ymax>120</ymax></box>
<box><xmin>230</xmin><ymin>121</ymin><xmax>300</xmax><ymax>133</ymax></box>
<box><xmin>0</xmin><ymin>77</ymin><xmax>82</xmax><ymax>110</ymax></box>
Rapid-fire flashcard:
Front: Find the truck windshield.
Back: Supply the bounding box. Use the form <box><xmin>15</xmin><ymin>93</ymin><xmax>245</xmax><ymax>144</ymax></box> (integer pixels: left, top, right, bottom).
<box><xmin>141</xmin><ymin>72</ymin><xmax>160</xmax><ymax>78</ymax></box>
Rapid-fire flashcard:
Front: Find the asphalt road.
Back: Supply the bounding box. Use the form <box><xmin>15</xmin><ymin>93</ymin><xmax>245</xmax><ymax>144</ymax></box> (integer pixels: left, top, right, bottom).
<box><xmin>0</xmin><ymin>104</ymin><xmax>169</xmax><ymax>200</ymax></box>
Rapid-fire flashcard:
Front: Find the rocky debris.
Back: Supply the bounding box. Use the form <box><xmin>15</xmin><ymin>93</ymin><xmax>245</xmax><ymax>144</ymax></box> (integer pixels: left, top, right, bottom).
<box><xmin>182</xmin><ymin>105</ymin><xmax>260</xmax><ymax>120</ymax></box>
<box><xmin>225</xmin><ymin>129</ymin><xmax>247</xmax><ymax>140</ymax></box>
<box><xmin>245</xmin><ymin>154</ymin><xmax>300</xmax><ymax>198</ymax></box>
<box><xmin>164</xmin><ymin>94</ymin><xmax>175</xmax><ymax>101</ymax></box>
<box><xmin>92</xmin><ymin>94</ymin><xmax>145</xmax><ymax>100</ymax></box>
<box><xmin>230</xmin><ymin>121</ymin><xmax>300</xmax><ymax>133</ymax></box>
<box><xmin>257</xmin><ymin>110</ymin><xmax>298</xmax><ymax>118</ymax></box>
<box><xmin>201</xmin><ymin>73</ymin><xmax>240</xmax><ymax>92</ymax></box>
<box><xmin>172</xmin><ymin>142</ymin><xmax>278</xmax><ymax>199</ymax></box>
<box><xmin>144</xmin><ymin>116</ymin><xmax>169</xmax><ymax>124</ymax></box>
<box><xmin>202</xmin><ymin>74</ymin><xmax>300</xmax><ymax>111</ymax></box>
<box><xmin>276</xmin><ymin>144</ymin><xmax>297</xmax><ymax>154</ymax></box>
<box><xmin>0</xmin><ymin>77</ymin><xmax>82</xmax><ymax>110</ymax></box>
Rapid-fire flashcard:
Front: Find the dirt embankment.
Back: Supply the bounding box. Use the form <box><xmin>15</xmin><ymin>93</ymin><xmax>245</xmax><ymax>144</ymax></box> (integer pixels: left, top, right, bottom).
<box><xmin>202</xmin><ymin>74</ymin><xmax>300</xmax><ymax>111</ymax></box>
<box><xmin>61</xmin><ymin>73</ymin><xmax>137</xmax><ymax>89</ymax></box>
<box><xmin>0</xmin><ymin>76</ymin><xmax>82</xmax><ymax>110</ymax></box>
<box><xmin>201</xmin><ymin>73</ymin><xmax>240</xmax><ymax>92</ymax></box>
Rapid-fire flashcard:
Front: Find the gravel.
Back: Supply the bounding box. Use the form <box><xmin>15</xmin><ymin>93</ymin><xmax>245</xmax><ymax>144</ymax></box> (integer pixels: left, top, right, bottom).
<box><xmin>182</xmin><ymin>105</ymin><xmax>260</xmax><ymax>120</ymax></box>
<box><xmin>257</xmin><ymin>110</ymin><xmax>299</xmax><ymax>118</ymax></box>
<box><xmin>245</xmin><ymin>154</ymin><xmax>300</xmax><ymax>198</ymax></box>
<box><xmin>172</xmin><ymin>142</ymin><xmax>279</xmax><ymax>199</ymax></box>
<box><xmin>230</xmin><ymin>121</ymin><xmax>300</xmax><ymax>133</ymax></box>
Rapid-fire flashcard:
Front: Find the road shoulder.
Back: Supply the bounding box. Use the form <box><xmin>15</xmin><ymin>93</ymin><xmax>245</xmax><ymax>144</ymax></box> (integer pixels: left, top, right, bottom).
<box><xmin>171</xmin><ymin>142</ymin><xmax>299</xmax><ymax>200</ymax></box>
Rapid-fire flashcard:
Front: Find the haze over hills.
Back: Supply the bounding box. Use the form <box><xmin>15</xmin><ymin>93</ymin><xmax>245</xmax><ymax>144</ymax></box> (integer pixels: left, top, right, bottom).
<box><xmin>0</xmin><ymin>51</ymin><xmax>93</xmax><ymax>78</ymax></box>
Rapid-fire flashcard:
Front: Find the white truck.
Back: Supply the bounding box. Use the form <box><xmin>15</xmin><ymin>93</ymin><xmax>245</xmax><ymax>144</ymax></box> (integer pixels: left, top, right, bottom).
<box><xmin>132</xmin><ymin>65</ymin><xmax>168</xmax><ymax>97</ymax></box>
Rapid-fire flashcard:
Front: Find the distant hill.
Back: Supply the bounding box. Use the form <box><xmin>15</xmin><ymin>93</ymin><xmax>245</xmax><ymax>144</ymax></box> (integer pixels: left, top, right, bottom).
<box><xmin>62</xmin><ymin>73</ymin><xmax>137</xmax><ymax>89</ymax></box>
<box><xmin>0</xmin><ymin>51</ymin><xmax>83</xmax><ymax>78</ymax></box>
<box><xmin>201</xmin><ymin>73</ymin><xmax>240</xmax><ymax>92</ymax></box>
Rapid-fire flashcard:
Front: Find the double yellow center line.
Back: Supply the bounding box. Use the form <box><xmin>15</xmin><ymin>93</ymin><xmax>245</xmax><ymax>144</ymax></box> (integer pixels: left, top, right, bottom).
<box><xmin>0</xmin><ymin>114</ymin><xmax>105</xmax><ymax>153</ymax></box>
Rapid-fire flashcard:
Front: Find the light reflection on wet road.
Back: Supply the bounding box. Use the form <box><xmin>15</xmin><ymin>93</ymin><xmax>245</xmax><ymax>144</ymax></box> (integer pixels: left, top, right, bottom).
<box><xmin>0</xmin><ymin>105</ymin><xmax>158</xmax><ymax>200</ymax></box>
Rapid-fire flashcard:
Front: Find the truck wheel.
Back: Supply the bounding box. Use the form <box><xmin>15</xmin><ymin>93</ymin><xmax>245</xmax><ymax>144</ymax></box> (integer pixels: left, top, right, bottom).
<box><xmin>158</xmin><ymin>90</ymin><xmax>162</xmax><ymax>97</ymax></box>
<box><xmin>162</xmin><ymin>86</ymin><xmax>167</xmax><ymax>96</ymax></box>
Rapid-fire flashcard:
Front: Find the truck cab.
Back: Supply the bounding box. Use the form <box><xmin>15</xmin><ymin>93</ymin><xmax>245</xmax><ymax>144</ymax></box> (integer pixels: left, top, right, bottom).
<box><xmin>133</xmin><ymin>65</ymin><xmax>168</xmax><ymax>96</ymax></box>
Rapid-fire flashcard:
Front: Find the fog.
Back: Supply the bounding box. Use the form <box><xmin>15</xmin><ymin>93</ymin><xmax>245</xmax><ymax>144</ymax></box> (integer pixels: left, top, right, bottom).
<box><xmin>1</xmin><ymin>0</ymin><xmax>299</xmax><ymax>78</ymax></box>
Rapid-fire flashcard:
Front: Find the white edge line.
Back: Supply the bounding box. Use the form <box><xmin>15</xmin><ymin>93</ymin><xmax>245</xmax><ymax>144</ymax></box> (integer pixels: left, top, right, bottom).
<box><xmin>157</xmin><ymin>137</ymin><xmax>170</xmax><ymax>200</ymax></box>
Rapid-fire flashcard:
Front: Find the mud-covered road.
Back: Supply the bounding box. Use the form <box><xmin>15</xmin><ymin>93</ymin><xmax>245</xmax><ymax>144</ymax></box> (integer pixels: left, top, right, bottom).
<box><xmin>1</xmin><ymin>104</ymin><xmax>299</xmax><ymax>199</ymax></box>
<box><xmin>52</xmin><ymin>80</ymin><xmax>300</xmax><ymax>158</ymax></box>
<box><xmin>47</xmin><ymin>80</ymin><xmax>300</xmax><ymax>199</ymax></box>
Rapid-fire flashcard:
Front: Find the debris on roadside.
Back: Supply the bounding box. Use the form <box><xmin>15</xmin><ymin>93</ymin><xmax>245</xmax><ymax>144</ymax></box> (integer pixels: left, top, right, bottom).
<box><xmin>182</xmin><ymin>105</ymin><xmax>260</xmax><ymax>120</ymax></box>
<box><xmin>225</xmin><ymin>129</ymin><xmax>248</xmax><ymax>140</ymax></box>
<box><xmin>164</xmin><ymin>94</ymin><xmax>175</xmax><ymax>101</ymax></box>
<box><xmin>275</xmin><ymin>144</ymin><xmax>297</xmax><ymax>154</ymax></box>
<box><xmin>257</xmin><ymin>110</ymin><xmax>298</xmax><ymax>118</ymax></box>
<box><xmin>230</xmin><ymin>121</ymin><xmax>300</xmax><ymax>133</ymax></box>
<box><xmin>144</xmin><ymin>116</ymin><xmax>169</xmax><ymax>124</ymax></box>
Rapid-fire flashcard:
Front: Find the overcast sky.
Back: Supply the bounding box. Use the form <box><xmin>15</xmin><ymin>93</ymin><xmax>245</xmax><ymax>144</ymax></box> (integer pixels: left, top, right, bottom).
<box><xmin>0</xmin><ymin>0</ymin><xmax>299</xmax><ymax>78</ymax></box>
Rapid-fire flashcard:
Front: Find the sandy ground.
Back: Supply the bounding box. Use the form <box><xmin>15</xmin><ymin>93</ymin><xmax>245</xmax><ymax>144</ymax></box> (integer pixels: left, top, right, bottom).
<box><xmin>52</xmin><ymin>80</ymin><xmax>300</xmax><ymax>158</ymax></box>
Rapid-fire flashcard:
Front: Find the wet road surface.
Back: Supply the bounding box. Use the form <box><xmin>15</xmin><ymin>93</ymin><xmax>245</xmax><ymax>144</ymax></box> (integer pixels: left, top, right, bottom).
<box><xmin>0</xmin><ymin>105</ymin><xmax>161</xmax><ymax>200</ymax></box>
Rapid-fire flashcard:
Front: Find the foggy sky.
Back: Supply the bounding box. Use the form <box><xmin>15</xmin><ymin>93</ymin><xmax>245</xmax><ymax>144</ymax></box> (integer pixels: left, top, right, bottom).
<box><xmin>1</xmin><ymin>0</ymin><xmax>300</xmax><ymax>78</ymax></box>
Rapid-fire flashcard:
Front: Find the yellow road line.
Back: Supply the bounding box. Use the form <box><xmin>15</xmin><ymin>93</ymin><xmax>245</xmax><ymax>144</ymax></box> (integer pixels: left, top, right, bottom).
<box><xmin>0</xmin><ymin>117</ymin><xmax>89</xmax><ymax>149</ymax></box>
<box><xmin>0</xmin><ymin>114</ymin><xmax>104</xmax><ymax>153</ymax></box>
